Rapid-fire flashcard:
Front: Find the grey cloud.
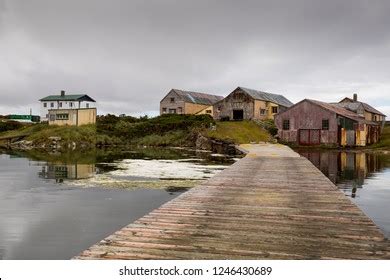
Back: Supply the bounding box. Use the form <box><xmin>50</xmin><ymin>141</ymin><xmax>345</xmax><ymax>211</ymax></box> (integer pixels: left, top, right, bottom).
<box><xmin>0</xmin><ymin>0</ymin><xmax>390</xmax><ymax>116</ymax></box>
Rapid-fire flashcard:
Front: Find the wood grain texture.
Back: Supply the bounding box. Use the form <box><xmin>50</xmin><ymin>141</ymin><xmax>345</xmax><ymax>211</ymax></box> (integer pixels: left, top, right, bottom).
<box><xmin>76</xmin><ymin>145</ymin><xmax>390</xmax><ymax>259</ymax></box>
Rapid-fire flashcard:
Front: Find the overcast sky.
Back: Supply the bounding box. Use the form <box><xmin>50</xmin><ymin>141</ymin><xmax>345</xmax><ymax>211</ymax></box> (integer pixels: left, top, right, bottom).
<box><xmin>1</xmin><ymin>0</ymin><xmax>389</xmax><ymax>117</ymax></box>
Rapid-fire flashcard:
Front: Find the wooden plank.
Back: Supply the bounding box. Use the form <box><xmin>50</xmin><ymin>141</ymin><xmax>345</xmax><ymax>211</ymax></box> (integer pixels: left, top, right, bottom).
<box><xmin>75</xmin><ymin>144</ymin><xmax>390</xmax><ymax>260</ymax></box>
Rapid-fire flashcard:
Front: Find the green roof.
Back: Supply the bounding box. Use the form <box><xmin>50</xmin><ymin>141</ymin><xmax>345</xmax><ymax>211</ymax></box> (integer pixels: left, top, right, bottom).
<box><xmin>39</xmin><ymin>94</ymin><xmax>96</xmax><ymax>102</ymax></box>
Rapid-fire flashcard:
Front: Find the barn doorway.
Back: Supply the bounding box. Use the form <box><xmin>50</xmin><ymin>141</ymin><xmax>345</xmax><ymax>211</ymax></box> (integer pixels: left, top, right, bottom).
<box><xmin>299</xmin><ymin>129</ymin><xmax>321</xmax><ymax>145</ymax></box>
<box><xmin>346</xmin><ymin>130</ymin><xmax>356</xmax><ymax>146</ymax></box>
<box><xmin>233</xmin><ymin>109</ymin><xmax>244</xmax><ymax>120</ymax></box>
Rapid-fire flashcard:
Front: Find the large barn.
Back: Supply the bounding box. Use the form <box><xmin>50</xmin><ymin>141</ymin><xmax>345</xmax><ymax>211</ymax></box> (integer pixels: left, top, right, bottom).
<box><xmin>160</xmin><ymin>89</ymin><xmax>223</xmax><ymax>116</ymax></box>
<box><xmin>275</xmin><ymin>99</ymin><xmax>381</xmax><ymax>147</ymax></box>
<box><xmin>213</xmin><ymin>87</ymin><xmax>293</xmax><ymax>121</ymax></box>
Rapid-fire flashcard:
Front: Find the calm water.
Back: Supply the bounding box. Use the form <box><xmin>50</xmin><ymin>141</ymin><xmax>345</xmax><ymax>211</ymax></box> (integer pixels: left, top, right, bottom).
<box><xmin>0</xmin><ymin>148</ymin><xmax>234</xmax><ymax>260</ymax></box>
<box><xmin>295</xmin><ymin>148</ymin><xmax>390</xmax><ymax>238</ymax></box>
<box><xmin>1</xmin><ymin>147</ymin><xmax>389</xmax><ymax>259</ymax></box>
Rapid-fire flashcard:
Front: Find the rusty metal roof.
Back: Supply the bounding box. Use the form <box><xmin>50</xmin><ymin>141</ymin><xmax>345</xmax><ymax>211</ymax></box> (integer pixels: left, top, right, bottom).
<box><xmin>307</xmin><ymin>99</ymin><xmax>379</xmax><ymax>124</ymax></box>
<box><xmin>335</xmin><ymin>101</ymin><xmax>386</xmax><ymax>117</ymax></box>
<box><xmin>171</xmin><ymin>89</ymin><xmax>223</xmax><ymax>105</ymax></box>
<box><xmin>238</xmin><ymin>87</ymin><xmax>294</xmax><ymax>107</ymax></box>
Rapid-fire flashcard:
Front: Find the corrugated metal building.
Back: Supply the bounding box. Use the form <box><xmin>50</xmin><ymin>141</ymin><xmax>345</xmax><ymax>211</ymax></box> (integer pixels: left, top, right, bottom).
<box><xmin>275</xmin><ymin>99</ymin><xmax>381</xmax><ymax>147</ymax></box>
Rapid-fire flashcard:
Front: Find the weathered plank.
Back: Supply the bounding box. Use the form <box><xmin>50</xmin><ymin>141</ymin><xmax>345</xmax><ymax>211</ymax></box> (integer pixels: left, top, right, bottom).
<box><xmin>76</xmin><ymin>144</ymin><xmax>390</xmax><ymax>259</ymax></box>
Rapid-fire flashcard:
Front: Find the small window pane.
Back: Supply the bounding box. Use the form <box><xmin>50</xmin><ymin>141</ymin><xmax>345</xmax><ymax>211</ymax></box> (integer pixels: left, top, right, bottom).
<box><xmin>322</xmin><ymin>119</ymin><xmax>329</xmax><ymax>130</ymax></box>
<box><xmin>283</xmin><ymin>120</ymin><xmax>290</xmax><ymax>130</ymax></box>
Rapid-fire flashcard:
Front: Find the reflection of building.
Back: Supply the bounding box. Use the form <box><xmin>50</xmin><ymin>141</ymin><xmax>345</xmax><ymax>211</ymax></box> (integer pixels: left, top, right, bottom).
<box><xmin>298</xmin><ymin>150</ymin><xmax>382</xmax><ymax>197</ymax></box>
<box><xmin>39</xmin><ymin>163</ymin><xmax>95</xmax><ymax>182</ymax></box>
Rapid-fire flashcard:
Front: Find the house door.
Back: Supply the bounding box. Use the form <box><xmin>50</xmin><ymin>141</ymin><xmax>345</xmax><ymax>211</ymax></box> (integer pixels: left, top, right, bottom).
<box><xmin>299</xmin><ymin>129</ymin><xmax>321</xmax><ymax>145</ymax></box>
<box><xmin>233</xmin><ymin>109</ymin><xmax>244</xmax><ymax>120</ymax></box>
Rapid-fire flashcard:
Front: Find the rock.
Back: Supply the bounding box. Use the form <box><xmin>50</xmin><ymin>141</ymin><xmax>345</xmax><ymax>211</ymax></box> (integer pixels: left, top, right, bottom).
<box><xmin>10</xmin><ymin>140</ymin><xmax>33</xmax><ymax>150</ymax></box>
<box><xmin>196</xmin><ymin>134</ymin><xmax>212</xmax><ymax>151</ymax></box>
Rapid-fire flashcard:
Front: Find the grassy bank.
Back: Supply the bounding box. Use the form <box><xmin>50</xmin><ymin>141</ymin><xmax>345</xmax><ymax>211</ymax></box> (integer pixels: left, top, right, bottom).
<box><xmin>0</xmin><ymin>123</ymin><xmax>97</xmax><ymax>148</ymax></box>
<box><xmin>372</xmin><ymin>125</ymin><xmax>390</xmax><ymax>149</ymax></box>
<box><xmin>207</xmin><ymin>121</ymin><xmax>271</xmax><ymax>144</ymax></box>
<box><xmin>0</xmin><ymin>114</ymin><xmax>273</xmax><ymax>150</ymax></box>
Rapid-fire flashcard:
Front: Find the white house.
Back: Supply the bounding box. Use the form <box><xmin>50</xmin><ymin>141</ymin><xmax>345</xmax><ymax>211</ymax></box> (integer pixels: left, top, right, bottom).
<box><xmin>39</xmin><ymin>90</ymin><xmax>96</xmax><ymax>122</ymax></box>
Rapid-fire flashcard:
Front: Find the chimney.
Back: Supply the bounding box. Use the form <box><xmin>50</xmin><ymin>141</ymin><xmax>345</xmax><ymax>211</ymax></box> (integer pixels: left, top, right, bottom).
<box><xmin>61</xmin><ymin>90</ymin><xmax>65</xmax><ymax>97</ymax></box>
<box><xmin>353</xmin><ymin>93</ymin><xmax>358</xmax><ymax>102</ymax></box>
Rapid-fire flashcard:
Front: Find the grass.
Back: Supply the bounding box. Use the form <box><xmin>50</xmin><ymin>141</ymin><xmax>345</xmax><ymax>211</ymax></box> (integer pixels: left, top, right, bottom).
<box><xmin>372</xmin><ymin>125</ymin><xmax>390</xmax><ymax>149</ymax></box>
<box><xmin>207</xmin><ymin>121</ymin><xmax>271</xmax><ymax>144</ymax></box>
<box><xmin>135</xmin><ymin>130</ymin><xmax>189</xmax><ymax>146</ymax></box>
<box><xmin>0</xmin><ymin>123</ymin><xmax>46</xmax><ymax>139</ymax></box>
<box><xmin>0</xmin><ymin>116</ymin><xmax>273</xmax><ymax>150</ymax></box>
<box><xmin>26</xmin><ymin>124</ymin><xmax>97</xmax><ymax>146</ymax></box>
<box><xmin>0</xmin><ymin>123</ymin><xmax>97</xmax><ymax>148</ymax></box>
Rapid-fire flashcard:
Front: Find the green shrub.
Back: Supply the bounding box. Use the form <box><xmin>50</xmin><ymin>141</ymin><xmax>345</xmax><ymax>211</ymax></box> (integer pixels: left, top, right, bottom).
<box><xmin>99</xmin><ymin>114</ymin><xmax>214</xmax><ymax>139</ymax></box>
<box><xmin>0</xmin><ymin>121</ymin><xmax>24</xmax><ymax>132</ymax></box>
<box><xmin>260</xmin><ymin>119</ymin><xmax>278</xmax><ymax>136</ymax></box>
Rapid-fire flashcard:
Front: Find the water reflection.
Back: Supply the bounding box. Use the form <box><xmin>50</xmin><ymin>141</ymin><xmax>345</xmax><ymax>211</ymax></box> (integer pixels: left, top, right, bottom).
<box><xmin>0</xmin><ymin>147</ymin><xmax>234</xmax><ymax>259</ymax></box>
<box><xmin>38</xmin><ymin>163</ymin><xmax>96</xmax><ymax>183</ymax></box>
<box><xmin>296</xmin><ymin>149</ymin><xmax>390</xmax><ymax>237</ymax></box>
<box><xmin>296</xmin><ymin>150</ymin><xmax>386</xmax><ymax>197</ymax></box>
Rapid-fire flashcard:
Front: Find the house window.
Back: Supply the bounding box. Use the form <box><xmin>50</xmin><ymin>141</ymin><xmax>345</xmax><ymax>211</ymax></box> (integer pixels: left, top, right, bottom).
<box><xmin>86</xmin><ymin>103</ymin><xmax>89</xmax><ymax>108</ymax></box>
<box><xmin>169</xmin><ymin>108</ymin><xmax>177</xmax><ymax>114</ymax></box>
<box><xmin>170</xmin><ymin>97</ymin><xmax>175</xmax><ymax>103</ymax></box>
<box><xmin>322</xmin><ymin>119</ymin><xmax>329</xmax><ymax>130</ymax></box>
<box><xmin>49</xmin><ymin>114</ymin><xmax>56</xmax><ymax>121</ymax></box>
<box><xmin>374</xmin><ymin>115</ymin><xmax>377</xmax><ymax>121</ymax></box>
<box><xmin>56</xmin><ymin>113</ymin><xmax>69</xmax><ymax>120</ymax></box>
<box><xmin>283</xmin><ymin>119</ymin><xmax>290</xmax><ymax>130</ymax></box>
<box><xmin>260</xmin><ymin>109</ymin><xmax>266</xmax><ymax>115</ymax></box>
<box><xmin>162</xmin><ymin>107</ymin><xmax>167</xmax><ymax>113</ymax></box>
<box><xmin>59</xmin><ymin>102</ymin><xmax>62</xmax><ymax>108</ymax></box>
<box><xmin>206</xmin><ymin>110</ymin><xmax>212</xmax><ymax>114</ymax></box>
<box><xmin>70</xmin><ymin>102</ymin><xmax>73</xmax><ymax>107</ymax></box>
<box><xmin>43</xmin><ymin>102</ymin><xmax>47</xmax><ymax>108</ymax></box>
<box><xmin>50</xmin><ymin>102</ymin><xmax>54</xmax><ymax>108</ymax></box>
<box><xmin>272</xmin><ymin>106</ymin><xmax>278</xmax><ymax>114</ymax></box>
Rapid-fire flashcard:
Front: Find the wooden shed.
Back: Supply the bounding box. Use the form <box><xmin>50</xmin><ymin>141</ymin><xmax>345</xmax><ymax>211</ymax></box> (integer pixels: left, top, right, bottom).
<box><xmin>213</xmin><ymin>87</ymin><xmax>293</xmax><ymax>121</ymax></box>
<box><xmin>160</xmin><ymin>89</ymin><xmax>223</xmax><ymax>116</ymax></box>
<box><xmin>275</xmin><ymin>99</ymin><xmax>380</xmax><ymax>147</ymax></box>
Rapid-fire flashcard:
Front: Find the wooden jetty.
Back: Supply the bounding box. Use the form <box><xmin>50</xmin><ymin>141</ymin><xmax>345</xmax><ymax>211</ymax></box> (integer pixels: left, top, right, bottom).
<box><xmin>76</xmin><ymin>144</ymin><xmax>390</xmax><ymax>259</ymax></box>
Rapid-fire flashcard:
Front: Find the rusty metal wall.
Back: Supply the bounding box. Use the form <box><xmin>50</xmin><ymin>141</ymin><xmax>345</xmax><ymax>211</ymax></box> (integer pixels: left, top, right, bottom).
<box><xmin>275</xmin><ymin>100</ymin><xmax>339</xmax><ymax>145</ymax></box>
